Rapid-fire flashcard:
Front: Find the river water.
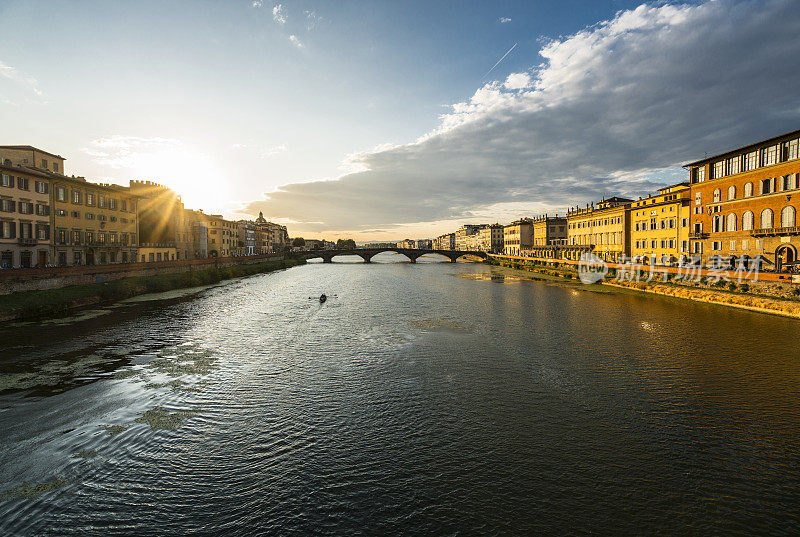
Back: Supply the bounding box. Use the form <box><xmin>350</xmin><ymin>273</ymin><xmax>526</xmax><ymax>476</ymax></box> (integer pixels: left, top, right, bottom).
<box><xmin>0</xmin><ymin>253</ymin><xmax>799</xmax><ymax>536</ymax></box>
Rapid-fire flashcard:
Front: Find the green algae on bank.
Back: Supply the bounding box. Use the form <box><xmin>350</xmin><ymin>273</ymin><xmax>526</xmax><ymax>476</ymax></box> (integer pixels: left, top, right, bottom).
<box><xmin>72</xmin><ymin>449</ymin><xmax>98</xmax><ymax>459</ymax></box>
<box><xmin>0</xmin><ymin>478</ymin><xmax>70</xmax><ymax>501</ymax></box>
<box><xmin>135</xmin><ymin>406</ymin><xmax>197</xmax><ymax>430</ymax></box>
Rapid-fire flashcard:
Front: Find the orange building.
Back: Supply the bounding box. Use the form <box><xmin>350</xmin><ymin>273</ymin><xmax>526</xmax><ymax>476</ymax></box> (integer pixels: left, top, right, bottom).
<box><xmin>686</xmin><ymin>129</ymin><xmax>800</xmax><ymax>270</ymax></box>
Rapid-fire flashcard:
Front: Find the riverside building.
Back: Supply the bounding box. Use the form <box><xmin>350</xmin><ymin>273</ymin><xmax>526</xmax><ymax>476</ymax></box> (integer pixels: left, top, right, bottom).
<box><xmin>0</xmin><ymin>147</ymin><xmax>55</xmax><ymax>268</ymax></box>
<box><xmin>531</xmin><ymin>216</ymin><xmax>567</xmax><ymax>247</ymax></box>
<box><xmin>687</xmin><ymin>129</ymin><xmax>800</xmax><ymax>271</ymax></box>
<box><xmin>477</xmin><ymin>224</ymin><xmax>504</xmax><ymax>253</ymax></box>
<box><xmin>503</xmin><ymin>219</ymin><xmax>533</xmax><ymax>256</ymax></box>
<box><xmin>629</xmin><ymin>184</ymin><xmax>691</xmax><ymax>265</ymax></box>
<box><xmin>566</xmin><ymin>197</ymin><xmax>632</xmax><ymax>262</ymax></box>
<box><xmin>51</xmin><ymin>176</ymin><xmax>139</xmax><ymax>266</ymax></box>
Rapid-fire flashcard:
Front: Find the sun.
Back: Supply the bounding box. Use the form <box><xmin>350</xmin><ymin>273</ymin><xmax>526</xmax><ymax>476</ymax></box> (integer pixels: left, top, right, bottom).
<box><xmin>131</xmin><ymin>148</ymin><xmax>229</xmax><ymax>212</ymax></box>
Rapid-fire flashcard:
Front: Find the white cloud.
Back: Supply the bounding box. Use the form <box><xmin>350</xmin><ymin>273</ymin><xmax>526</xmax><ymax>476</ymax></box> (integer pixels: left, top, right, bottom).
<box><xmin>504</xmin><ymin>72</ymin><xmax>532</xmax><ymax>90</ymax></box>
<box><xmin>500</xmin><ymin>17</ymin><xmax>512</xmax><ymax>23</ymax></box>
<box><xmin>272</xmin><ymin>4</ymin><xmax>286</xmax><ymax>24</ymax></box>
<box><xmin>251</xmin><ymin>1</ymin><xmax>262</xmax><ymax>7</ymax></box>
<box><xmin>305</xmin><ymin>10</ymin><xmax>321</xmax><ymax>31</ymax></box>
<box><xmin>246</xmin><ymin>0</ymin><xmax>800</xmax><ymax>237</ymax></box>
<box><xmin>0</xmin><ymin>59</ymin><xmax>43</xmax><ymax>97</ymax></box>
<box><xmin>82</xmin><ymin>136</ymin><xmax>182</xmax><ymax>169</ymax></box>
<box><xmin>289</xmin><ymin>34</ymin><xmax>304</xmax><ymax>48</ymax></box>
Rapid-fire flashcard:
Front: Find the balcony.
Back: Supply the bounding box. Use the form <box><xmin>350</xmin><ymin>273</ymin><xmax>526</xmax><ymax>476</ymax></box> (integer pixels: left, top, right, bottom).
<box><xmin>17</xmin><ymin>237</ymin><xmax>38</xmax><ymax>246</ymax></box>
<box><xmin>752</xmin><ymin>226</ymin><xmax>800</xmax><ymax>237</ymax></box>
<box><xmin>688</xmin><ymin>232</ymin><xmax>709</xmax><ymax>239</ymax></box>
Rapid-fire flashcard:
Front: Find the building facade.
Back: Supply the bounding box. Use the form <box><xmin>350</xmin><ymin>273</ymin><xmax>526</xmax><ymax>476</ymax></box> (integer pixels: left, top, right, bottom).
<box><xmin>0</xmin><ymin>164</ymin><xmax>52</xmax><ymax>268</ymax></box>
<box><xmin>129</xmin><ymin>180</ymin><xmax>194</xmax><ymax>260</ymax></box>
<box><xmin>51</xmin><ymin>176</ymin><xmax>138</xmax><ymax>266</ymax></box>
<box><xmin>566</xmin><ymin>197</ymin><xmax>632</xmax><ymax>262</ymax></box>
<box><xmin>503</xmin><ymin>219</ymin><xmax>533</xmax><ymax>256</ymax></box>
<box><xmin>686</xmin><ymin>129</ymin><xmax>800</xmax><ymax>270</ymax></box>
<box><xmin>531</xmin><ymin>216</ymin><xmax>567</xmax><ymax>247</ymax></box>
<box><xmin>630</xmin><ymin>184</ymin><xmax>691</xmax><ymax>265</ymax></box>
<box><xmin>455</xmin><ymin>224</ymin><xmax>482</xmax><ymax>251</ymax></box>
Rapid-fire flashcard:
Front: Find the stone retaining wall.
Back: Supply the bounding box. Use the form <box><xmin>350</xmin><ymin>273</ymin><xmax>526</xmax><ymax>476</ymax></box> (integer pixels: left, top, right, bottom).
<box><xmin>0</xmin><ymin>253</ymin><xmax>287</xmax><ymax>295</ymax></box>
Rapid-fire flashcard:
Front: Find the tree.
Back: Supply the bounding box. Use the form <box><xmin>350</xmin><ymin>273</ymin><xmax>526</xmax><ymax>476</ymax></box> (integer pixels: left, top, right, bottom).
<box><xmin>292</xmin><ymin>237</ymin><xmax>306</xmax><ymax>247</ymax></box>
<box><xmin>336</xmin><ymin>238</ymin><xmax>356</xmax><ymax>249</ymax></box>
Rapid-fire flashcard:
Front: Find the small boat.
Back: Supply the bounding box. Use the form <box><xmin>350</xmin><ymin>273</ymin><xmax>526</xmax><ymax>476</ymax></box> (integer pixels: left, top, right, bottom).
<box><xmin>319</xmin><ymin>294</ymin><xmax>327</xmax><ymax>303</ymax></box>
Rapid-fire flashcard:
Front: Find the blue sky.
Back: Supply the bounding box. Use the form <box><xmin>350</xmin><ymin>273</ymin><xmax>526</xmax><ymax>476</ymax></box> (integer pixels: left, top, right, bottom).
<box><xmin>3</xmin><ymin>0</ymin><xmax>799</xmax><ymax>240</ymax></box>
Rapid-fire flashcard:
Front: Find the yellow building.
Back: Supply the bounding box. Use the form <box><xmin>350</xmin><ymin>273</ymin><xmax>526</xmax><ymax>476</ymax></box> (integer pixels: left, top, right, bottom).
<box><xmin>531</xmin><ymin>216</ymin><xmax>567</xmax><ymax>247</ymax></box>
<box><xmin>51</xmin><ymin>176</ymin><xmax>139</xmax><ymax>266</ymax></box>
<box><xmin>204</xmin><ymin>214</ymin><xmax>238</xmax><ymax>257</ymax></box>
<box><xmin>630</xmin><ymin>183</ymin><xmax>691</xmax><ymax>265</ymax></box>
<box><xmin>503</xmin><ymin>219</ymin><xmax>533</xmax><ymax>256</ymax></box>
<box><xmin>0</xmin><ymin>162</ymin><xmax>53</xmax><ymax>268</ymax></box>
<box><xmin>138</xmin><ymin>245</ymin><xmax>178</xmax><ymax>263</ymax></box>
<box><xmin>566</xmin><ymin>197</ymin><xmax>632</xmax><ymax>262</ymax></box>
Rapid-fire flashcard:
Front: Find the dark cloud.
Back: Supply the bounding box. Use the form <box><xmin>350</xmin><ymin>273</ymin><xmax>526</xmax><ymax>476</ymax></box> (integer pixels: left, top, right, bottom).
<box><xmin>246</xmin><ymin>0</ymin><xmax>800</xmax><ymax>235</ymax></box>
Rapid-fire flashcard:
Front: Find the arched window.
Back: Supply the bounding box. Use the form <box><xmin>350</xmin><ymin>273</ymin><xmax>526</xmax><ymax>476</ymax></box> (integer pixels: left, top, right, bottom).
<box><xmin>761</xmin><ymin>208</ymin><xmax>773</xmax><ymax>229</ymax></box>
<box><xmin>713</xmin><ymin>189</ymin><xmax>721</xmax><ymax>202</ymax></box>
<box><xmin>727</xmin><ymin>186</ymin><xmax>736</xmax><ymax>200</ymax></box>
<box><xmin>744</xmin><ymin>182</ymin><xmax>753</xmax><ymax>197</ymax></box>
<box><xmin>742</xmin><ymin>211</ymin><xmax>754</xmax><ymax>231</ymax></box>
<box><xmin>726</xmin><ymin>213</ymin><xmax>737</xmax><ymax>232</ymax></box>
<box><xmin>781</xmin><ymin>205</ymin><xmax>796</xmax><ymax>228</ymax></box>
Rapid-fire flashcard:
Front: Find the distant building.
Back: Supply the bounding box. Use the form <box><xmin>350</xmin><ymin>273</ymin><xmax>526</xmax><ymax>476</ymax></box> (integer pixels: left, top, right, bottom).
<box><xmin>503</xmin><ymin>219</ymin><xmax>533</xmax><ymax>256</ymax></box>
<box><xmin>434</xmin><ymin>233</ymin><xmax>455</xmax><ymax>251</ymax></box>
<box><xmin>566</xmin><ymin>197</ymin><xmax>632</xmax><ymax>262</ymax></box>
<box><xmin>416</xmin><ymin>238</ymin><xmax>432</xmax><ymax>249</ymax></box>
<box><xmin>454</xmin><ymin>224</ymin><xmax>482</xmax><ymax>250</ymax></box>
<box><xmin>477</xmin><ymin>224</ymin><xmax>504</xmax><ymax>253</ymax></box>
<box><xmin>531</xmin><ymin>216</ymin><xmax>567</xmax><ymax>247</ymax></box>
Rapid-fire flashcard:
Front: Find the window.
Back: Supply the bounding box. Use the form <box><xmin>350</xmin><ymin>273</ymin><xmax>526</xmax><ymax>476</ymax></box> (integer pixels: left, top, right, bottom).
<box><xmin>742</xmin><ymin>211</ymin><xmax>754</xmax><ymax>231</ymax></box>
<box><xmin>713</xmin><ymin>215</ymin><xmax>724</xmax><ymax>233</ymax></box>
<box><xmin>713</xmin><ymin>161</ymin><xmax>725</xmax><ymax>178</ymax></box>
<box><xmin>756</xmin><ymin>239</ymin><xmax>764</xmax><ymax>251</ymax></box>
<box><xmin>86</xmin><ymin>193</ymin><xmax>95</xmax><ymax>206</ymax></box>
<box><xmin>53</xmin><ymin>162</ymin><xmax>59</xmax><ymax>173</ymax></box>
<box><xmin>121</xmin><ymin>200</ymin><xmax>127</xmax><ymax>211</ymax></box>
<box><xmin>19</xmin><ymin>201</ymin><xmax>34</xmax><ymax>214</ymax></box>
<box><xmin>109</xmin><ymin>232</ymin><xmax>117</xmax><ymax>244</ymax></box>
<box><xmin>1</xmin><ymin>174</ymin><xmax>12</xmax><ymax>187</ymax></box>
<box><xmin>745</xmin><ymin>151</ymin><xmax>758</xmax><ymax>171</ymax></box>
<box><xmin>36</xmin><ymin>224</ymin><xmax>50</xmax><ymax>240</ymax></box>
<box><xmin>1</xmin><ymin>220</ymin><xmax>16</xmax><ymax>238</ymax></box>
<box><xmin>727</xmin><ymin>156</ymin><xmax>740</xmax><ymax>175</ymax></box>
<box><xmin>56</xmin><ymin>187</ymin><xmax>67</xmax><ymax>201</ymax></box>
<box><xmin>41</xmin><ymin>159</ymin><xmax>48</xmax><ymax>169</ymax></box>
<box><xmin>56</xmin><ymin>209</ymin><xmax>67</xmax><ymax>217</ymax></box>
<box><xmin>131</xmin><ymin>233</ymin><xmax>136</xmax><ymax>245</ymax></box>
<box><xmin>86</xmin><ymin>231</ymin><xmax>94</xmax><ymax>243</ymax></box>
<box><xmin>98</xmin><ymin>195</ymin><xmax>106</xmax><ymax>208</ymax></box>
<box><xmin>742</xmin><ymin>240</ymin><xmax>749</xmax><ymax>250</ymax></box>
<box><xmin>781</xmin><ymin>174</ymin><xmax>798</xmax><ymax>191</ymax></box>
<box><xmin>713</xmin><ymin>189</ymin><xmax>721</xmax><ymax>203</ymax></box>
<box><xmin>56</xmin><ymin>229</ymin><xmax>66</xmax><ymax>244</ymax></box>
<box><xmin>35</xmin><ymin>181</ymin><xmax>48</xmax><ymax>194</ymax></box>
<box><xmin>726</xmin><ymin>213</ymin><xmax>737</xmax><ymax>232</ymax></box>
<box><xmin>760</xmin><ymin>178</ymin><xmax>773</xmax><ymax>195</ymax></box>
<box><xmin>85</xmin><ymin>213</ymin><xmax>95</xmax><ymax>220</ymax></box>
<box><xmin>780</xmin><ymin>205</ymin><xmax>796</xmax><ymax>228</ymax></box>
<box><xmin>788</xmin><ymin>139</ymin><xmax>799</xmax><ymax>161</ymax></box>
<box><xmin>744</xmin><ymin>182</ymin><xmax>753</xmax><ymax>197</ymax></box>
<box><xmin>36</xmin><ymin>204</ymin><xmax>50</xmax><ymax>216</ymax></box>
<box><xmin>695</xmin><ymin>192</ymin><xmax>702</xmax><ymax>205</ymax></box>
<box><xmin>72</xmin><ymin>230</ymin><xmax>82</xmax><ymax>244</ymax></box>
<box><xmin>727</xmin><ymin>186</ymin><xmax>736</xmax><ymax>200</ymax></box>
<box><xmin>762</xmin><ymin>145</ymin><xmax>779</xmax><ymax>166</ymax></box>
<box><xmin>681</xmin><ymin>218</ymin><xmax>689</xmax><ymax>227</ymax></box>
<box><xmin>1</xmin><ymin>199</ymin><xmax>16</xmax><ymax>212</ymax></box>
<box><xmin>109</xmin><ymin>198</ymin><xmax>118</xmax><ymax>210</ymax></box>
<box><xmin>760</xmin><ymin>208</ymin><xmax>773</xmax><ymax>229</ymax></box>
<box><xmin>730</xmin><ymin>240</ymin><xmax>736</xmax><ymax>250</ymax></box>
<box><xmin>72</xmin><ymin>191</ymin><xmax>81</xmax><ymax>204</ymax></box>
<box><xmin>71</xmin><ymin>211</ymin><xmax>80</xmax><ymax>218</ymax></box>
<box><xmin>17</xmin><ymin>177</ymin><xmax>29</xmax><ymax>190</ymax></box>
<box><xmin>693</xmin><ymin>167</ymin><xmax>705</xmax><ymax>183</ymax></box>
<box><xmin>712</xmin><ymin>241</ymin><xmax>722</xmax><ymax>251</ymax></box>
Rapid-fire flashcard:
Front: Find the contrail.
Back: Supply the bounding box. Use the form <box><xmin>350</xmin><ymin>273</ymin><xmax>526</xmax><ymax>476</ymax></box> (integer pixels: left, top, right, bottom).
<box><xmin>482</xmin><ymin>43</ymin><xmax>518</xmax><ymax>80</ymax></box>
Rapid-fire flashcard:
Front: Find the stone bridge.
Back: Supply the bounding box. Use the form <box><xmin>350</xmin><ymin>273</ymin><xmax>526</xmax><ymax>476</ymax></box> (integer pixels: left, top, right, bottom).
<box><xmin>298</xmin><ymin>248</ymin><xmax>488</xmax><ymax>263</ymax></box>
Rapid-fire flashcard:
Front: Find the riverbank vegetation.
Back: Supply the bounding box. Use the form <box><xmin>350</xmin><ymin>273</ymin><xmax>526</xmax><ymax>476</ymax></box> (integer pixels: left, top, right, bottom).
<box><xmin>0</xmin><ymin>258</ymin><xmax>304</xmax><ymax>322</ymax></box>
<box><xmin>489</xmin><ymin>257</ymin><xmax>800</xmax><ymax>319</ymax></box>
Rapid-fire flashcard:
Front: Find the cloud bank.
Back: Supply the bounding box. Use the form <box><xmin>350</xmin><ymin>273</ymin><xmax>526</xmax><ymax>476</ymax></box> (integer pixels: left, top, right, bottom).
<box><xmin>247</xmin><ymin>0</ymin><xmax>800</xmax><ymax>237</ymax></box>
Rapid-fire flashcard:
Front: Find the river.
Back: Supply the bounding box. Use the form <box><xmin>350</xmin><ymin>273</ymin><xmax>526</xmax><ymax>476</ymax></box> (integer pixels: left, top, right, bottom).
<box><xmin>1</xmin><ymin>253</ymin><xmax>799</xmax><ymax>535</ymax></box>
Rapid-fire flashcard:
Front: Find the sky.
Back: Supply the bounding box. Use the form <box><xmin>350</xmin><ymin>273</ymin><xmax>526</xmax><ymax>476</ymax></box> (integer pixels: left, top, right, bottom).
<box><xmin>2</xmin><ymin>0</ymin><xmax>800</xmax><ymax>241</ymax></box>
